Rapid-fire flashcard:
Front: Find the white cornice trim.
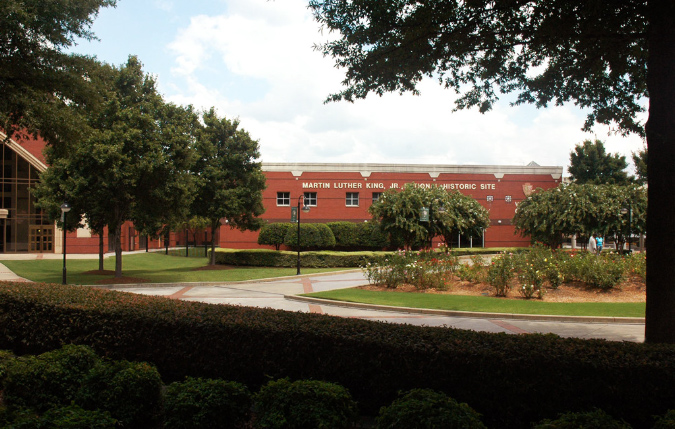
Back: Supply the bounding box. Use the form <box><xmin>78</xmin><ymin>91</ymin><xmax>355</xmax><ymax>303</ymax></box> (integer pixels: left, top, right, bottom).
<box><xmin>263</xmin><ymin>162</ymin><xmax>563</xmax><ymax>178</ymax></box>
<box><xmin>0</xmin><ymin>132</ymin><xmax>48</xmax><ymax>172</ymax></box>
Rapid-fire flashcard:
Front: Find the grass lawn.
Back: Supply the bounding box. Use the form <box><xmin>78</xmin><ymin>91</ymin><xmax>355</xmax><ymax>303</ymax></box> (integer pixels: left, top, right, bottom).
<box><xmin>303</xmin><ymin>289</ymin><xmax>646</xmax><ymax>318</ymax></box>
<box><xmin>1</xmin><ymin>252</ymin><xmax>350</xmax><ymax>285</ymax></box>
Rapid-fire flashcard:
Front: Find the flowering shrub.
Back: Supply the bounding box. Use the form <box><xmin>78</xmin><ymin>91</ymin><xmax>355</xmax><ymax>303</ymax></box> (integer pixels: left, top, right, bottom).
<box><xmin>625</xmin><ymin>252</ymin><xmax>646</xmax><ymax>280</ymax></box>
<box><xmin>457</xmin><ymin>255</ymin><xmax>487</xmax><ymax>283</ymax></box>
<box><xmin>577</xmin><ymin>253</ymin><xmax>626</xmax><ymax>290</ymax></box>
<box><xmin>486</xmin><ymin>253</ymin><xmax>515</xmax><ymax>297</ymax></box>
<box><xmin>362</xmin><ymin>251</ymin><xmax>459</xmax><ymax>290</ymax></box>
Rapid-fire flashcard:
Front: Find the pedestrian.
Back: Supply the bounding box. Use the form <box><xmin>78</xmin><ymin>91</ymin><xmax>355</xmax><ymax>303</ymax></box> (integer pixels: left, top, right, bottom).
<box><xmin>588</xmin><ymin>234</ymin><xmax>597</xmax><ymax>254</ymax></box>
<box><xmin>595</xmin><ymin>236</ymin><xmax>603</xmax><ymax>255</ymax></box>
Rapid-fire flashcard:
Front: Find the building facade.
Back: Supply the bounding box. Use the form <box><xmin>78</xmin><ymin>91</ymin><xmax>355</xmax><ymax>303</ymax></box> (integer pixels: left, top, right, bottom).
<box><xmin>3</xmin><ymin>132</ymin><xmax>562</xmax><ymax>253</ymax></box>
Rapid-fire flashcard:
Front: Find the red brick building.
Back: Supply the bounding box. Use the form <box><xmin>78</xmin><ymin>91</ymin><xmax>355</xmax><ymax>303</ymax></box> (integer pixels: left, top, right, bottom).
<box><xmin>2</xmin><ymin>131</ymin><xmax>562</xmax><ymax>253</ymax></box>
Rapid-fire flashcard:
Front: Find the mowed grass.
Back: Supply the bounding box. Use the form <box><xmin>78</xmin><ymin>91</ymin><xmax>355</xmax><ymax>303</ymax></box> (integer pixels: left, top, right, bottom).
<box><xmin>303</xmin><ymin>289</ymin><xmax>646</xmax><ymax>318</ymax></box>
<box><xmin>1</xmin><ymin>252</ymin><xmax>350</xmax><ymax>285</ymax></box>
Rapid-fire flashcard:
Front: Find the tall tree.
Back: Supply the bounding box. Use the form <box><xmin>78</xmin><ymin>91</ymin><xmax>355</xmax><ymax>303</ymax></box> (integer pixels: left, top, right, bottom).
<box><xmin>192</xmin><ymin>108</ymin><xmax>266</xmax><ymax>265</ymax></box>
<box><xmin>569</xmin><ymin>139</ymin><xmax>631</xmax><ymax>185</ymax></box>
<box><xmin>632</xmin><ymin>146</ymin><xmax>648</xmax><ymax>185</ymax></box>
<box><xmin>0</xmin><ymin>0</ymin><xmax>116</xmax><ymax>147</ymax></box>
<box><xmin>309</xmin><ymin>0</ymin><xmax>675</xmax><ymax>343</ymax></box>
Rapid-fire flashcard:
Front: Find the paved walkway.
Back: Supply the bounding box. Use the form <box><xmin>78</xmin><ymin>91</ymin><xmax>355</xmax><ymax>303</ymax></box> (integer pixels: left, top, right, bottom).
<box><xmin>0</xmin><ymin>255</ymin><xmax>646</xmax><ymax>342</ymax></box>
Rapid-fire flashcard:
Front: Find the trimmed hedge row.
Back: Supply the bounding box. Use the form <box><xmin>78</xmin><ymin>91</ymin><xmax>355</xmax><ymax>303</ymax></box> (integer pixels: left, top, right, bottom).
<box><xmin>213</xmin><ymin>248</ymin><xmax>379</xmax><ymax>268</ymax></box>
<box><xmin>1</xmin><ymin>281</ymin><xmax>674</xmax><ymax>428</ymax></box>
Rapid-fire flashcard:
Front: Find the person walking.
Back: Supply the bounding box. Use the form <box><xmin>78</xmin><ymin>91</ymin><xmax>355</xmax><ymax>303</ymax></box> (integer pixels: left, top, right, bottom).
<box><xmin>595</xmin><ymin>236</ymin><xmax>604</xmax><ymax>255</ymax></box>
<box><xmin>588</xmin><ymin>234</ymin><xmax>597</xmax><ymax>254</ymax></box>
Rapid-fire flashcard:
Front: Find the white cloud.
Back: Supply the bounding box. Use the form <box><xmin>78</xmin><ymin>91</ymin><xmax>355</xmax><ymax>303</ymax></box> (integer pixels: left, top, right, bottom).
<box><xmin>161</xmin><ymin>0</ymin><xmax>645</xmax><ymax>172</ymax></box>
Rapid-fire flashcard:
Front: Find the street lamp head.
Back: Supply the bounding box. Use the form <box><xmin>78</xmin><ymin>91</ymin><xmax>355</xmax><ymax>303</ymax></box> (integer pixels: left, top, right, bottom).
<box><xmin>302</xmin><ymin>204</ymin><xmax>310</xmax><ymax>213</ymax></box>
<box><xmin>620</xmin><ymin>208</ymin><xmax>629</xmax><ymax>215</ymax></box>
<box><xmin>61</xmin><ymin>202</ymin><xmax>71</xmax><ymax>213</ymax></box>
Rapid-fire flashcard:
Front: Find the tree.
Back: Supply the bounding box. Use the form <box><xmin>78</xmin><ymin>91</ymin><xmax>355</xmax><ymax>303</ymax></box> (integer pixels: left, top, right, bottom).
<box><xmin>632</xmin><ymin>146</ymin><xmax>648</xmax><ymax>185</ymax></box>
<box><xmin>192</xmin><ymin>108</ymin><xmax>266</xmax><ymax>265</ymax></box>
<box><xmin>1</xmin><ymin>0</ymin><xmax>116</xmax><ymax>147</ymax></box>
<box><xmin>569</xmin><ymin>139</ymin><xmax>631</xmax><ymax>185</ymax></box>
<box><xmin>35</xmin><ymin>57</ymin><xmax>197</xmax><ymax>278</ymax></box>
<box><xmin>369</xmin><ymin>184</ymin><xmax>489</xmax><ymax>250</ymax></box>
<box><xmin>258</xmin><ymin>223</ymin><xmax>294</xmax><ymax>251</ymax></box>
<box><xmin>513</xmin><ymin>183</ymin><xmax>647</xmax><ymax>250</ymax></box>
<box><xmin>309</xmin><ymin>0</ymin><xmax>675</xmax><ymax>343</ymax></box>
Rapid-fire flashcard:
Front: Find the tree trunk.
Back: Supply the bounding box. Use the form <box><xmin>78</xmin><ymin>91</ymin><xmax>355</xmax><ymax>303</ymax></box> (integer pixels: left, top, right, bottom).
<box><xmin>114</xmin><ymin>224</ymin><xmax>123</xmax><ymax>278</ymax></box>
<box><xmin>209</xmin><ymin>219</ymin><xmax>221</xmax><ymax>265</ymax></box>
<box><xmin>644</xmin><ymin>0</ymin><xmax>675</xmax><ymax>343</ymax></box>
<box><xmin>98</xmin><ymin>233</ymin><xmax>104</xmax><ymax>271</ymax></box>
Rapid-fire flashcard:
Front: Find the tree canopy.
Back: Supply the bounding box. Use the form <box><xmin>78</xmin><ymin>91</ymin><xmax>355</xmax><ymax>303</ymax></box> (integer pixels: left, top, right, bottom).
<box><xmin>632</xmin><ymin>146</ymin><xmax>648</xmax><ymax>185</ymax></box>
<box><xmin>0</xmin><ymin>0</ymin><xmax>117</xmax><ymax>146</ymax></box>
<box><xmin>310</xmin><ymin>0</ymin><xmax>675</xmax><ymax>343</ymax></box>
<box><xmin>369</xmin><ymin>184</ymin><xmax>489</xmax><ymax>250</ymax></box>
<box><xmin>192</xmin><ymin>108</ymin><xmax>266</xmax><ymax>265</ymax></box>
<box><xmin>568</xmin><ymin>139</ymin><xmax>631</xmax><ymax>185</ymax></box>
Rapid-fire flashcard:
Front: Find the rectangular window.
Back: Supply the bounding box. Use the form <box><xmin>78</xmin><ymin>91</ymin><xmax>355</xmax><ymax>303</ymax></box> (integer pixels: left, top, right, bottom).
<box><xmin>303</xmin><ymin>192</ymin><xmax>317</xmax><ymax>207</ymax></box>
<box><xmin>486</xmin><ymin>195</ymin><xmax>494</xmax><ymax>202</ymax></box>
<box><xmin>276</xmin><ymin>192</ymin><xmax>290</xmax><ymax>206</ymax></box>
<box><xmin>372</xmin><ymin>192</ymin><xmax>382</xmax><ymax>204</ymax></box>
<box><xmin>505</xmin><ymin>195</ymin><xmax>512</xmax><ymax>203</ymax></box>
<box><xmin>346</xmin><ymin>192</ymin><xmax>359</xmax><ymax>207</ymax></box>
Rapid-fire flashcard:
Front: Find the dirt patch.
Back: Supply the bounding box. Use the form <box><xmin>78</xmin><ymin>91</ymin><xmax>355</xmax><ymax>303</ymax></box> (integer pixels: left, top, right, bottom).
<box><xmin>358</xmin><ymin>276</ymin><xmax>646</xmax><ymax>303</ymax></box>
<box><xmin>192</xmin><ymin>264</ymin><xmax>234</xmax><ymax>271</ymax></box>
<box><xmin>95</xmin><ymin>277</ymin><xmax>150</xmax><ymax>285</ymax></box>
<box><xmin>83</xmin><ymin>270</ymin><xmax>115</xmax><ymax>275</ymax></box>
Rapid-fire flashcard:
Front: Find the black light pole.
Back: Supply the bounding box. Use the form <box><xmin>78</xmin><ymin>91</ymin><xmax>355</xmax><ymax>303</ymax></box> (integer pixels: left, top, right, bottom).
<box><xmin>621</xmin><ymin>207</ymin><xmax>633</xmax><ymax>253</ymax></box>
<box><xmin>296</xmin><ymin>195</ymin><xmax>310</xmax><ymax>275</ymax></box>
<box><xmin>60</xmin><ymin>202</ymin><xmax>71</xmax><ymax>285</ymax></box>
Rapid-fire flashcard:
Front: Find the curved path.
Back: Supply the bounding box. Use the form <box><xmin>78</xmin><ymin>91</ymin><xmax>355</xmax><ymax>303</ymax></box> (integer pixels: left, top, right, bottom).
<box><xmin>101</xmin><ymin>271</ymin><xmax>645</xmax><ymax>343</ymax></box>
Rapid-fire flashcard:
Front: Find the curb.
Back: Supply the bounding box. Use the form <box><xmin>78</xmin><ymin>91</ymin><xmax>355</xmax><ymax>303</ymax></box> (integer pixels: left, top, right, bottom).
<box><xmin>286</xmin><ymin>295</ymin><xmax>646</xmax><ymax>325</ymax></box>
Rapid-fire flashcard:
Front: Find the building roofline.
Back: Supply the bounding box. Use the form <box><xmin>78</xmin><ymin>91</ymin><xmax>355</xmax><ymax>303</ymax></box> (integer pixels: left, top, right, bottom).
<box><xmin>262</xmin><ymin>162</ymin><xmax>563</xmax><ymax>180</ymax></box>
<box><xmin>0</xmin><ymin>131</ymin><xmax>48</xmax><ymax>173</ymax></box>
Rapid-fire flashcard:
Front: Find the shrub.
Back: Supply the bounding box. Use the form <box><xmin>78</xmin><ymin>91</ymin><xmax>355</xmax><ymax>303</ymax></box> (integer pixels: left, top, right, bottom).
<box><xmin>456</xmin><ymin>254</ymin><xmax>487</xmax><ymax>283</ymax></box>
<box><xmin>253</xmin><ymin>378</ymin><xmax>358</xmax><ymax>429</ymax></box>
<box><xmin>164</xmin><ymin>377</ymin><xmax>252</xmax><ymax>429</ymax></box>
<box><xmin>283</xmin><ymin>223</ymin><xmax>336</xmax><ymax>249</ymax></box>
<box><xmin>76</xmin><ymin>359</ymin><xmax>163</xmax><ymax>429</ymax></box>
<box><xmin>316</xmin><ymin>224</ymin><xmax>337</xmax><ymax>248</ymax></box>
<box><xmin>327</xmin><ymin>222</ymin><xmax>359</xmax><ymax>249</ymax></box>
<box><xmin>3</xmin><ymin>344</ymin><xmax>101</xmax><ymax>413</ymax></box>
<box><xmin>258</xmin><ymin>223</ymin><xmax>293</xmax><ymax>250</ymax></box>
<box><xmin>375</xmin><ymin>389</ymin><xmax>486</xmax><ymax>429</ymax></box>
<box><xmin>4</xmin><ymin>404</ymin><xmax>117</xmax><ymax>429</ymax></box>
<box><xmin>532</xmin><ymin>409</ymin><xmax>632</xmax><ymax>428</ymax></box>
<box><xmin>486</xmin><ymin>253</ymin><xmax>515</xmax><ymax>297</ymax></box>
<box><xmin>653</xmin><ymin>409</ymin><xmax>675</xmax><ymax>429</ymax></box>
<box><xmin>578</xmin><ymin>253</ymin><xmax>626</xmax><ymax>290</ymax></box>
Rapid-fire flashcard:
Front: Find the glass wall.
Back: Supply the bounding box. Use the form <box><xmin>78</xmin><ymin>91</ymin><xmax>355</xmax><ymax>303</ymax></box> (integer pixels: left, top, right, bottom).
<box><xmin>0</xmin><ymin>143</ymin><xmax>51</xmax><ymax>252</ymax></box>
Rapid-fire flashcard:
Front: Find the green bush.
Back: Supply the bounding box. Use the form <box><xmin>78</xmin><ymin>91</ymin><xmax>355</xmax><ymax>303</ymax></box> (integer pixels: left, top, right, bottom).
<box><xmin>486</xmin><ymin>253</ymin><xmax>515</xmax><ymax>296</ymax></box>
<box><xmin>258</xmin><ymin>223</ymin><xmax>294</xmax><ymax>250</ymax></box>
<box><xmin>4</xmin><ymin>404</ymin><xmax>117</xmax><ymax>429</ymax></box>
<box><xmin>3</xmin><ymin>344</ymin><xmax>101</xmax><ymax>413</ymax></box>
<box><xmin>76</xmin><ymin>359</ymin><xmax>163</xmax><ymax>429</ymax></box>
<box><xmin>283</xmin><ymin>223</ymin><xmax>336</xmax><ymax>249</ymax></box>
<box><xmin>214</xmin><ymin>248</ymin><xmax>378</xmax><ymax>268</ymax></box>
<box><xmin>356</xmin><ymin>221</ymin><xmax>389</xmax><ymax>250</ymax></box>
<box><xmin>375</xmin><ymin>389</ymin><xmax>486</xmax><ymax>429</ymax></box>
<box><xmin>653</xmin><ymin>409</ymin><xmax>675</xmax><ymax>429</ymax></box>
<box><xmin>164</xmin><ymin>377</ymin><xmax>252</xmax><ymax>429</ymax></box>
<box><xmin>532</xmin><ymin>409</ymin><xmax>632</xmax><ymax>428</ymax></box>
<box><xmin>253</xmin><ymin>378</ymin><xmax>358</xmax><ymax>429</ymax></box>
<box><xmin>327</xmin><ymin>222</ymin><xmax>359</xmax><ymax>249</ymax></box>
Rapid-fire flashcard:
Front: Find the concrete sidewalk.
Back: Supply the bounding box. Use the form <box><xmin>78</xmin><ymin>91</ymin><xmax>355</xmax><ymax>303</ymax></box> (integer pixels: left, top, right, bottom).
<box><xmin>0</xmin><ymin>255</ymin><xmax>646</xmax><ymax>342</ymax></box>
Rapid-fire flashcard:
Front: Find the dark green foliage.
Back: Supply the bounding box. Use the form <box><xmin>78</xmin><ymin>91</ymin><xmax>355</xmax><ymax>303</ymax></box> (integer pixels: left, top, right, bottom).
<box><xmin>213</xmin><ymin>249</ymin><xmax>378</xmax><ymax>267</ymax></box>
<box><xmin>569</xmin><ymin>139</ymin><xmax>631</xmax><ymax>185</ymax></box>
<box><xmin>4</xmin><ymin>404</ymin><xmax>117</xmax><ymax>429</ymax></box>
<box><xmin>2</xmin><ymin>282</ymin><xmax>675</xmax><ymax>429</ymax></box>
<box><xmin>164</xmin><ymin>377</ymin><xmax>252</xmax><ymax>429</ymax></box>
<box><xmin>3</xmin><ymin>344</ymin><xmax>100</xmax><ymax>413</ymax></box>
<box><xmin>76</xmin><ymin>359</ymin><xmax>163</xmax><ymax>429</ymax></box>
<box><xmin>328</xmin><ymin>221</ymin><xmax>390</xmax><ymax>250</ymax></box>
<box><xmin>532</xmin><ymin>409</ymin><xmax>632</xmax><ymax>429</ymax></box>
<box><xmin>258</xmin><ymin>223</ymin><xmax>293</xmax><ymax>250</ymax></box>
<box><xmin>253</xmin><ymin>378</ymin><xmax>358</xmax><ymax>429</ymax></box>
<box><xmin>376</xmin><ymin>389</ymin><xmax>486</xmax><ymax>429</ymax></box>
<box><xmin>283</xmin><ymin>223</ymin><xmax>335</xmax><ymax>249</ymax></box>
<box><xmin>327</xmin><ymin>222</ymin><xmax>359</xmax><ymax>249</ymax></box>
<box><xmin>653</xmin><ymin>410</ymin><xmax>675</xmax><ymax>429</ymax></box>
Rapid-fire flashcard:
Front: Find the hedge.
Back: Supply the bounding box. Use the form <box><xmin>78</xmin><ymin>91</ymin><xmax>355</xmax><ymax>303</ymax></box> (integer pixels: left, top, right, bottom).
<box><xmin>213</xmin><ymin>248</ymin><xmax>379</xmax><ymax>268</ymax></box>
<box><xmin>1</xmin><ymin>281</ymin><xmax>675</xmax><ymax>428</ymax></box>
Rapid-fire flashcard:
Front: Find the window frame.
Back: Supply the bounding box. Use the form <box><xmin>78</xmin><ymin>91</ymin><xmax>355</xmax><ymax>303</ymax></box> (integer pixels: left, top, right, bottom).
<box><xmin>276</xmin><ymin>192</ymin><xmax>290</xmax><ymax>207</ymax></box>
<box><xmin>346</xmin><ymin>192</ymin><xmax>360</xmax><ymax>207</ymax></box>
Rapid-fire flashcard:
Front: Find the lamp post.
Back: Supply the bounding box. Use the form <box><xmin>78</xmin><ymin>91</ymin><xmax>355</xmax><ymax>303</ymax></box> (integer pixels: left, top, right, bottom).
<box><xmin>60</xmin><ymin>202</ymin><xmax>71</xmax><ymax>285</ymax></box>
<box><xmin>620</xmin><ymin>207</ymin><xmax>633</xmax><ymax>253</ymax></box>
<box><xmin>294</xmin><ymin>195</ymin><xmax>310</xmax><ymax>275</ymax></box>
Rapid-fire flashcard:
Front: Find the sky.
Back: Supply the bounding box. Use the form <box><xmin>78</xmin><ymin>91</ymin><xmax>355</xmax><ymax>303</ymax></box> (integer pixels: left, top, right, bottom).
<box><xmin>69</xmin><ymin>0</ymin><xmax>647</xmax><ymax>175</ymax></box>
